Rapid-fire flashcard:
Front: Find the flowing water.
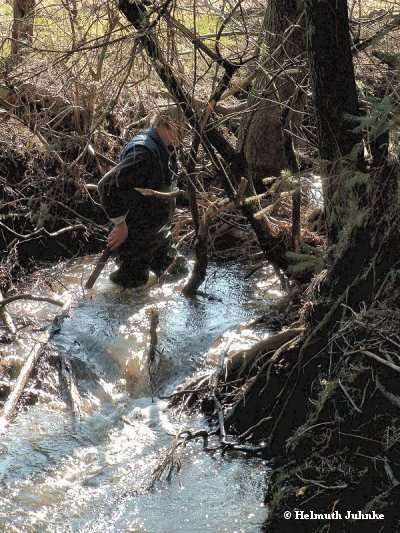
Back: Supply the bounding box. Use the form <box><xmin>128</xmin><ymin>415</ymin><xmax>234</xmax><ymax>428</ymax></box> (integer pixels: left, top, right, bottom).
<box><xmin>0</xmin><ymin>258</ymin><xmax>282</xmax><ymax>533</ymax></box>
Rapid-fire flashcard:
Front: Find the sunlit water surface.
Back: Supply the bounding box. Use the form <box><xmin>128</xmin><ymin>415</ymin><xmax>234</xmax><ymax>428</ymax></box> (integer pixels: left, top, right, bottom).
<box><xmin>0</xmin><ymin>258</ymin><xmax>282</xmax><ymax>533</ymax></box>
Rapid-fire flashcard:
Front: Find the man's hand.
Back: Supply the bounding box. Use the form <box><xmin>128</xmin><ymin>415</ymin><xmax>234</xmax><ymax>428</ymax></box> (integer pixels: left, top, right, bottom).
<box><xmin>108</xmin><ymin>221</ymin><xmax>128</xmax><ymax>250</ymax></box>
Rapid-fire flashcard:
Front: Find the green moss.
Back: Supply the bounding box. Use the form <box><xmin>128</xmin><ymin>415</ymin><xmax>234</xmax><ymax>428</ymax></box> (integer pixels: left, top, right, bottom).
<box><xmin>287</xmin><ymin>243</ymin><xmax>325</xmax><ymax>275</ymax></box>
<box><xmin>268</xmin><ymin>464</ymin><xmax>300</xmax><ymax>510</ymax></box>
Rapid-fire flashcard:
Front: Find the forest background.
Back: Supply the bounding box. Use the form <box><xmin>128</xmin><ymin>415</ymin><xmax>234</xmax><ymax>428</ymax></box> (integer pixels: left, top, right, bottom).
<box><xmin>1</xmin><ymin>1</ymin><xmax>400</xmax><ymax>531</ymax></box>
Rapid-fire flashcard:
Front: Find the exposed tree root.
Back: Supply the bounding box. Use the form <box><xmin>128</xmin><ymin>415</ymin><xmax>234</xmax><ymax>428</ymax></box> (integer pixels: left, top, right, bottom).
<box><xmin>263</xmin><ymin>300</ymin><xmax>400</xmax><ymax>532</ymax></box>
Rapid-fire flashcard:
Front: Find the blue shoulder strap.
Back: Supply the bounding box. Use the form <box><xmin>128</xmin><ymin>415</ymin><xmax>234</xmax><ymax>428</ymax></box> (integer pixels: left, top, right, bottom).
<box><xmin>119</xmin><ymin>128</ymin><xmax>165</xmax><ymax>180</ymax></box>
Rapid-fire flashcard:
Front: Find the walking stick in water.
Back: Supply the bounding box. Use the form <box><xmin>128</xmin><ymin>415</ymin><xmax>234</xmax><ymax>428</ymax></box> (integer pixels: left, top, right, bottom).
<box><xmin>85</xmin><ymin>248</ymin><xmax>111</xmax><ymax>289</ymax></box>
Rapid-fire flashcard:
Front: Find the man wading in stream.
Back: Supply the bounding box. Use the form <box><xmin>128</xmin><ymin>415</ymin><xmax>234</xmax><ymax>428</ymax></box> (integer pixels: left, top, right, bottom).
<box><xmin>98</xmin><ymin>106</ymin><xmax>186</xmax><ymax>288</ymax></box>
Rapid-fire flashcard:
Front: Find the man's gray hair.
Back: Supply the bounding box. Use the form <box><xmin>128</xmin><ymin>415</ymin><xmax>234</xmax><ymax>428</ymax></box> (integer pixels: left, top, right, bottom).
<box><xmin>150</xmin><ymin>105</ymin><xmax>186</xmax><ymax>129</ymax></box>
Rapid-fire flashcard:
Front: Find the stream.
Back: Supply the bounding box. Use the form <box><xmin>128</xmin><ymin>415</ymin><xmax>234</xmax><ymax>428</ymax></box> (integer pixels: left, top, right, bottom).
<box><xmin>0</xmin><ymin>258</ymin><xmax>282</xmax><ymax>533</ymax></box>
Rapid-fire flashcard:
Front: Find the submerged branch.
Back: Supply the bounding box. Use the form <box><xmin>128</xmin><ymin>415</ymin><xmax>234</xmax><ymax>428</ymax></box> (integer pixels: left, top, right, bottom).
<box><xmin>0</xmin><ymin>294</ymin><xmax>66</xmax><ymax>310</ymax></box>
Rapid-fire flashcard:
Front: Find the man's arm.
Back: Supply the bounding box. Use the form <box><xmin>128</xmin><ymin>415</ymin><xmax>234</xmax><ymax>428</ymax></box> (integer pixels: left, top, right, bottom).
<box><xmin>98</xmin><ymin>148</ymin><xmax>153</xmax><ymax>250</ymax></box>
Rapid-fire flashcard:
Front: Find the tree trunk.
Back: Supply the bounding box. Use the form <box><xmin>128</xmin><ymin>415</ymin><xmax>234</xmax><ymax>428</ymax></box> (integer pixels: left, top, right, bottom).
<box><xmin>305</xmin><ymin>0</ymin><xmax>364</xmax><ymax>245</ymax></box>
<box><xmin>226</xmin><ymin>161</ymin><xmax>399</xmax><ymax>451</ymax></box>
<box><xmin>237</xmin><ymin>0</ymin><xmax>304</xmax><ymax>191</ymax></box>
<box><xmin>11</xmin><ymin>0</ymin><xmax>35</xmax><ymax>56</ymax></box>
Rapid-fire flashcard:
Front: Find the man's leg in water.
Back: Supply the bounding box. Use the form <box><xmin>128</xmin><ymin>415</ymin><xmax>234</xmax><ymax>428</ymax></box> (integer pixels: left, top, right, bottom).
<box><xmin>111</xmin><ymin>233</ymin><xmax>151</xmax><ymax>288</ymax></box>
<box><xmin>150</xmin><ymin>229</ymin><xmax>188</xmax><ymax>279</ymax></box>
<box><xmin>150</xmin><ymin>230</ymin><xmax>176</xmax><ymax>278</ymax></box>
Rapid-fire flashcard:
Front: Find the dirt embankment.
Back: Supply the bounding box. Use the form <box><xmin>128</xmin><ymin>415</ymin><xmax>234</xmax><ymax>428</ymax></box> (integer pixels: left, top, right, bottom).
<box><xmin>0</xmin><ymin>118</ymin><xmax>110</xmax><ymax>290</ymax></box>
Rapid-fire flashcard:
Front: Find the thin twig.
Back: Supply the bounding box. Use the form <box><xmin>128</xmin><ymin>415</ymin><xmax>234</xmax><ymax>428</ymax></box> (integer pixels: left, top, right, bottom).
<box><xmin>362</xmin><ymin>350</ymin><xmax>400</xmax><ymax>374</ymax></box>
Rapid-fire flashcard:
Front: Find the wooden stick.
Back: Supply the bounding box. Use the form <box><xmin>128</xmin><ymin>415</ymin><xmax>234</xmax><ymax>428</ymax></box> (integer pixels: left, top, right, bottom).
<box><xmin>0</xmin><ymin>221</ymin><xmax>85</xmax><ymax>241</ymax></box>
<box><xmin>1</xmin><ymin>331</ymin><xmax>50</xmax><ymax>424</ymax></box>
<box><xmin>182</xmin><ymin>180</ymin><xmax>248</xmax><ymax>297</ymax></box>
<box><xmin>87</xmin><ymin>143</ymin><xmax>116</xmax><ymax>167</ymax></box>
<box><xmin>60</xmin><ymin>358</ymin><xmax>81</xmax><ymax>420</ymax></box>
<box><xmin>362</xmin><ymin>350</ymin><xmax>400</xmax><ymax>374</ymax></box>
<box><xmin>85</xmin><ymin>248</ymin><xmax>111</xmax><ymax>289</ymax></box>
<box><xmin>0</xmin><ymin>294</ymin><xmax>65</xmax><ymax>310</ymax></box>
<box><xmin>376</xmin><ymin>376</ymin><xmax>400</xmax><ymax>410</ymax></box>
<box><xmin>147</xmin><ymin>308</ymin><xmax>160</xmax><ymax>399</ymax></box>
<box><xmin>134</xmin><ymin>187</ymin><xmax>186</xmax><ymax>199</ymax></box>
<box><xmin>76</xmin><ymin>184</ymin><xmax>186</xmax><ymax>200</ymax></box>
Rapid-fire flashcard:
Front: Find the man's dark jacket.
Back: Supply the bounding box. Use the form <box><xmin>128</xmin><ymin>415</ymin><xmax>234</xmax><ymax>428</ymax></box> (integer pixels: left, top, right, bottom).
<box><xmin>98</xmin><ymin>128</ymin><xmax>177</xmax><ymax>237</ymax></box>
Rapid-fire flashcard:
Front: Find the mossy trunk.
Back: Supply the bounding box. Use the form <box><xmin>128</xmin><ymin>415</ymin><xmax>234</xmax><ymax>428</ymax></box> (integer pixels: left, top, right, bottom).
<box><xmin>237</xmin><ymin>0</ymin><xmax>304</xmax><ymax>191</ymax></box>
<box><xmin>305</xmin><ymin>0</ymin><xmax>364</xmax><ymax>245</ymax></box>
<box><xmin>226</xmin><ymin>0</ymin><xmax>398</xmax><ymax>453</ymax></box>
<box><xmin>225</xmin><ymin>163</ymin><xmax>399</xmax><ymax>452</ymax></box>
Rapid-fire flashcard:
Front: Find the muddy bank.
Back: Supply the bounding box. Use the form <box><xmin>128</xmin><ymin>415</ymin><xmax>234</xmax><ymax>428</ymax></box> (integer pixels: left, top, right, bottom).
<box><xmin>0</xmin><ymin>132</ymin><xmax>107</xmax><ymax>289</ymax></box>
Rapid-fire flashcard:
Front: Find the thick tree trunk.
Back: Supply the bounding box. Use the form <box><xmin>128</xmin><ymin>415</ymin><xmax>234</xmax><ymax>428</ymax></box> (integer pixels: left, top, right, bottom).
<box><xmin>305</xmin><ymin>0</ymin><xmax>364</xmax><ymax>245</ymax></box>
<box><xmin>11</xmin><ymin>0</ymin><xmax>35</xmax><ymax>56</ymax></box>
<box><xmin>237</xmin><ymin>0</ymin><xmax>304</xmax><ymax>190</ymax></box>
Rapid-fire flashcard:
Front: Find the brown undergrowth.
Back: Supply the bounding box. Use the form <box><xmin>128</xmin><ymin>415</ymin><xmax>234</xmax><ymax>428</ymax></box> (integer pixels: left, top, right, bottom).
<box><xmin>0</xmin><ymin>119</ymin><xmax>107</xmax><ymax>290</ymax></box>
<box><xmin>264</xmin><ymin>281</ymin><xmax>400</xmax><ymax>532</ymax></box>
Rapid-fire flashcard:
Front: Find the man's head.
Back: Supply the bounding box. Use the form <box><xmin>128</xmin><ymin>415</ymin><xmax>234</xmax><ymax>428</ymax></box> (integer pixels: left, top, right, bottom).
<box><xmin>150</xmin><ymin>105</ymin><xmax>186</xmax><ymax>147</ymax></box>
